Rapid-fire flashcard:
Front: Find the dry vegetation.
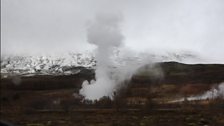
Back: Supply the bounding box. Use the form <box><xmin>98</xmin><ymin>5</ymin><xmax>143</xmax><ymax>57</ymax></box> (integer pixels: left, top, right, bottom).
<box><xmin>1</xmin><ymin>62</ymin><xmax>224</xmax><ymax>126</ymax></box>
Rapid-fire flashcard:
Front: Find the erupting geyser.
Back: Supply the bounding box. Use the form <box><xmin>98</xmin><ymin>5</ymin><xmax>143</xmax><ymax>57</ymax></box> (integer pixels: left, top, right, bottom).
<box><xmin>79</xmin><ymin>14</ymin><xmax>124</xmax><ymax>100</ymax></box>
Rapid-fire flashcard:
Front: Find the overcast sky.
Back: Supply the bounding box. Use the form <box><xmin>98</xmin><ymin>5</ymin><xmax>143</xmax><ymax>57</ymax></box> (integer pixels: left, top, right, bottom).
<box><xmin>1</xmin><ymin>0</ymin><xmax>224</xmax><ymax>60</ymax></box>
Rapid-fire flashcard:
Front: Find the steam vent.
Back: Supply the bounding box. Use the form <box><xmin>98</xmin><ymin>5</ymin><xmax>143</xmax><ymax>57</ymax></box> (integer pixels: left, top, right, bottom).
<box><xmin>1</xmin><ymin>0</ymin><xmax>224</xmax><ymax>126</ymax></box>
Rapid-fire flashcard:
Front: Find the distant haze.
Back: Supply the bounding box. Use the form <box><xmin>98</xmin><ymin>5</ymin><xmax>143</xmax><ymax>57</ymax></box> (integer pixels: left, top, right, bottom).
<box><xmin>1</xmin><ymin>0</ymin><xmax>224</xmax><ymax>62</ymax></box>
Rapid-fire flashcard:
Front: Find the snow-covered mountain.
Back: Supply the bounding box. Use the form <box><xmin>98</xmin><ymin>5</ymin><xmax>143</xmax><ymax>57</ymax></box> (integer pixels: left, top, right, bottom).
<box><xmin>0</xmin><ymin>51</ymin><xmax>214</xmax><ymax>76</ymax></box>
<box><xmin>1</xmin><ymin>52</ymin><xmax>96</xmax><ymax>76</ymax></box>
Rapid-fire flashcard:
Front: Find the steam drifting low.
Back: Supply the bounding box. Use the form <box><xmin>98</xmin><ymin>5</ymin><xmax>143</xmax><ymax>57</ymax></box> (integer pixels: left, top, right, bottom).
<box><xmin>170</xmin><ymin>82</ymin><xmax>224</xmax><ymax>103</ymax></box>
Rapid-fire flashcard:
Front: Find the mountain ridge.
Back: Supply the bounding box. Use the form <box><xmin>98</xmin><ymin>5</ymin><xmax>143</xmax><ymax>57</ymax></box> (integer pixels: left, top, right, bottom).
<box><xmin>1</xmin><ymin>51</ymin><xmax>221</xmax><ymax>76</ymax></box>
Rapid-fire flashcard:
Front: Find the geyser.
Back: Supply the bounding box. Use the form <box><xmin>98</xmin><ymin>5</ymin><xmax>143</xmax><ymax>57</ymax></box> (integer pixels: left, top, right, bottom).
<box><xmin>79</xmin><ymin>14</ymin><xmax>124</xmax><ymax>100</ymax></box>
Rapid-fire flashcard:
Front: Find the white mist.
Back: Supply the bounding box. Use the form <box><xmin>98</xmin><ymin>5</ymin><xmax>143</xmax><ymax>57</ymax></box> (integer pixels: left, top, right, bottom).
<box><xmin>79</xmin><ymin>13</ymin><xmax>124</xmax><ymax>100</ymax></box>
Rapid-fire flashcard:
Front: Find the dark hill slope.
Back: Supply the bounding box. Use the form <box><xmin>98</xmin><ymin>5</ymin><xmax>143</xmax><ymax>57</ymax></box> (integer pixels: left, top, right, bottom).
<box><xmin>1</xmin><ymin>62</ymin><xmax>224</xmax><ymax>90</ymax></box>
<box><xmin>132</xmin><ymin>62</ymin><xmax>224</xmax><ymax>84</ymax></box>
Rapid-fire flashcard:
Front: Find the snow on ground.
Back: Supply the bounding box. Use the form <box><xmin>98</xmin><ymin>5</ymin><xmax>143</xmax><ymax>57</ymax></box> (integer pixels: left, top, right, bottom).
<box><xmin>1</xmin><ymin>50</ymin><xmax>223</xmax><ymax>76</ymax></box>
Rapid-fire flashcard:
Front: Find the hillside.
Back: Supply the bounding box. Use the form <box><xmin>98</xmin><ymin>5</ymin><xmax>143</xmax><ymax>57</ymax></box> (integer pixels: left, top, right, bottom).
<box><xmin>1</xmin><ymin>62</ymin><xmax>224</xmax><ymax>90</ymax></box>
<box><xmin>1</xmin><ymin>62</ymin><xmax>224</xmax><ymax>126</ymax></box>
<box><xmin>134</xmin><ymin>62</ymin><xmax>224</xmax><ymax>84</ymax></box>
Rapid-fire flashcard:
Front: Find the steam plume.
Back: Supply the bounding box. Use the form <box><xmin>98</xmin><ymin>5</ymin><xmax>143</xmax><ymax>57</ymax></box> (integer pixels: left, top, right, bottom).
<box><xmin>170</xmin><ymin>82</ymin><xmax>224</xmax><ymax>103</ymax></box>
<box><xmin>185</xmin><ymin>83</ymin><xmax>224</xmax><ymax>101</ymax></box>
<box><xmin>79</xmin><ymin>14</ymin><xmax>124</xmax><ymax>100</ymax></box>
